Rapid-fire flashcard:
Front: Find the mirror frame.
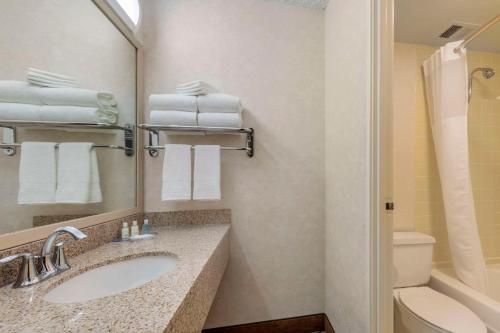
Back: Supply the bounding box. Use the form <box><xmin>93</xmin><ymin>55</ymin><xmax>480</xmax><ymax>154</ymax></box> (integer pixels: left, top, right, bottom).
<box><xmin>0</xmin><ymin>0</ymin><xmax>144</xmax><ymax>250</ymax></box>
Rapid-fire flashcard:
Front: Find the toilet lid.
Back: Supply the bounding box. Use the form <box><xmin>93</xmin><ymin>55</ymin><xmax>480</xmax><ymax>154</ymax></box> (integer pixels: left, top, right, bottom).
<box><xmin>397</xmin><ymin>287</ymin><xmax>487</xmax><ymax>333</ymax></box>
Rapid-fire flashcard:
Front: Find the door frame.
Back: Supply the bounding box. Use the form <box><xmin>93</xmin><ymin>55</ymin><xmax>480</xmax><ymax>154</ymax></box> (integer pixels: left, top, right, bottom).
<box><xmin>371</xmin><ymin>0</ymin><xmax>394</xmax><ymax>331</ymax></box>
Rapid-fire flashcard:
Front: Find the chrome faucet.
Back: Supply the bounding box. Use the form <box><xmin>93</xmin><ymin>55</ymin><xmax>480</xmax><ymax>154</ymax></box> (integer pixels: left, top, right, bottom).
<box><xmin>0</xmin><ymin>226</ymin><xmax>87</xmax><ymax>288</ymax></box>
<box><xmin>40</xmin><ymin>226</ymin><xmax>87</xmax><ymax>279</ymax></box>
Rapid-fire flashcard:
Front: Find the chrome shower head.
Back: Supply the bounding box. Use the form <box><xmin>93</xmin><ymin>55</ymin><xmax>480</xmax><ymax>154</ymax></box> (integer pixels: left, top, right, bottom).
<box><xmin>468</xmin><ymin>67</ymin><xmax>496</xmax><ymax>103</ymax></box>
<box><xmin>483</xmin><ymin>68</ymin><xmax>496</xmax><ymax>79</ymax></box>
<box><xmin>471</xmin><ymin>67</ymin><xmax>496</xmax><ymax>80</ymax></box>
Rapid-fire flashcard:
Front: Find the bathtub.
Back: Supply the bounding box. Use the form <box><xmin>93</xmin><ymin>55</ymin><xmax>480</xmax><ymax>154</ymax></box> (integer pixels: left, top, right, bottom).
<box><xmin>430</xmin><ymin>265</ymin><xmax>500</xmax><ymax>333</ymax></box>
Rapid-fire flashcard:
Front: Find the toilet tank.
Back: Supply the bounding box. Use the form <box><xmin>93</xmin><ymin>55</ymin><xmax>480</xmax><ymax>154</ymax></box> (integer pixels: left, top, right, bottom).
<box><xmin>393</xmin><ymin>232</ymin><xmax>436</xmax><ymax>288</ymax></box>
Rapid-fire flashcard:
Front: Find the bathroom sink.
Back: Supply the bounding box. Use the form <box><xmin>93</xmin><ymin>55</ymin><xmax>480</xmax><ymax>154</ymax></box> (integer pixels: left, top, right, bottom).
<box><xmin>43</xmin><ymin>255</ymin><xmax>177</xmax><ymax>304</ymax></box>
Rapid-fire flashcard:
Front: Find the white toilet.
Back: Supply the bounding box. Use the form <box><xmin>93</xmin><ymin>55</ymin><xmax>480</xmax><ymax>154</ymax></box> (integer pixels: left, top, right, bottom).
<box><xmin>393</xmin><ymin>232</ymin><xmax>487</xmax><ymax>333</ymax></box>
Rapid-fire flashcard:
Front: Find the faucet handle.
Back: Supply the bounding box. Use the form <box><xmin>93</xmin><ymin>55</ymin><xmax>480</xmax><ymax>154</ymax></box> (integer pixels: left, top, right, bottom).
<box><xmin>52</xmin><ymin>241</ymin><xmax>71</xmax><ymax>272</ymax></box>
<box><xmin>0</xmin><ymin>253</ymin><xmax>40</xmax><ymax>288</ymax></box>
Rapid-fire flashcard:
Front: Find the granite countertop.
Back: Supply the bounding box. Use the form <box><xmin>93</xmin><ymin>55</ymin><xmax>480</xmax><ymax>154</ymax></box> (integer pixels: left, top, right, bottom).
<box><xmin>0</xmin><ymin>224</ymin><xmax>230</xmax><ymax>333</ymax></box>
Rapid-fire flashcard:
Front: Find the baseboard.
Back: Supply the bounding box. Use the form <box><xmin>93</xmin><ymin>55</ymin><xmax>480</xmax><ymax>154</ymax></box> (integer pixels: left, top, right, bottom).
<box><xmin>202</xmin><ymin>313</ymin><xmax>335</xmax><ymax>333</ymax></box>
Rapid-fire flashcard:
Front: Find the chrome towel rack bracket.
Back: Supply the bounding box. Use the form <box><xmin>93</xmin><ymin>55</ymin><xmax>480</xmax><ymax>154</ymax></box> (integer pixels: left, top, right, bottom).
<box><xmin>138</xmin><ymin>124</ymin><xmax>254</xmax><ymax>158</ymax></box>
<box><xmin>0</xmin><ymin>120</ymin><xmax>135</xmax><ymax>156</ymax></box>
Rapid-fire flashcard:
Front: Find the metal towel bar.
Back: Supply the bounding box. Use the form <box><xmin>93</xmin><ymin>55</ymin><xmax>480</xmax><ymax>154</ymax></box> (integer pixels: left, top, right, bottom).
<box><xmin>0</xmin><ymin>120</ymin><xmax>134</xmax><ymax>156</ymax></box>
<box><xmin>138</xmin><ymin>124</ymin><xmax>254</xmax><ymax>157</ymax></box>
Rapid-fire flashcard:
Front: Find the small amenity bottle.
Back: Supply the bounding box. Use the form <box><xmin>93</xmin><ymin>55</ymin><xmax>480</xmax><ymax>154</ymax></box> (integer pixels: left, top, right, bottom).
<box><xmin>141</xmin><ymin>219</ymin><xmax>150</xmax><ymax>235</ymax></box>
<box><xmin>121</xmin><ymin>222</ymin><xmax>130</xmax><ymax>240</ymax></box>
<box><xmin>131</xmin><ymin>220</ymin><xmax>139</xmax><ymax>237</ymax></box>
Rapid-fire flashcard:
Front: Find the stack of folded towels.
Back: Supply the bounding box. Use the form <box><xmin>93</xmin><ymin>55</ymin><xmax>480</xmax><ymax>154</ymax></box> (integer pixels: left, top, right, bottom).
<box><xmin>149</xmin><ymin>81</ymin><xmax>243</xmax><ymax>128</ymax></box>
<box><xmin>0</xmin><ymin>69</ymin><xmax>118</xmax><ymax>124</ymax></box>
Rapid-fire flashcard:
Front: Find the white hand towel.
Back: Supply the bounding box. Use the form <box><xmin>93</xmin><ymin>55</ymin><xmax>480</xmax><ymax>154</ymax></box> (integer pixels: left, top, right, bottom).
<box><xmin>0</xmin><ymin>103</ymin><xmax>41</xmax><ymax>121</ymax></box>
<box><xmin>89</xmin><ymin>149</ymin><xmax>102</xmax><ymax>203</ymax></box>
<box><xmin>150</xmin><ymin>110</ymin><xmax>197</xmax><ymax>126</ymax></box>
<box><xmin>56</xmin><ymin>142</ymin><xmax>102</xmax><ymax>204</ymax></box>
<box><xmin>39</xmin><ymin>105</ymin><xmax>118</xmax><ymax>124</ymax></box>
<box><xmin>18</xmin><ymin>142</ymin><xmax>57</xmax><ymax>204</ymax></box>
<box><xmin>197</xmin><ymin>93</ymin><xmax>243</xmax><ymax>113</ymax></box>
<box><xmin>37</xmin><ymin>88</ymin><xmax>117</xmax><ymax>108</ymax></box>
<box><xmin>0</xmin><ymin>81</ymin><xmax>41</xmax><ymax>105</ymax></box>
<box><xmin>193</xmin><ymin>145</ymin><xmax>221</xmax><ymax>201</ymax></box>
<box><xmin>197</xmin><ymin>112</ymin><xmax>243</xmax><ymax>128</ymax></box>
<box><xmin>162</xmin><ymin>144</ymin><xmax>192</xmax><ymax>201</ymax></box>
<box><xmin>27</xmin><ymin>68</ymin><xmax>76</xmax><ymax>88</ymax></box>
<box><xmin>149</xmin><ymin>94</ymin><xmax>197</xmax><ymax>112</ymax></box>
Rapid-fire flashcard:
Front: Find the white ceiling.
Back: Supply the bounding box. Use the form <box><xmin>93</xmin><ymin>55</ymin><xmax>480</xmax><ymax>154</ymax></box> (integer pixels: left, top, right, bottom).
<box><xmin>395</xmin><ymin>0</ymin><xmax>500</xmax><ymax>53</ymax></box>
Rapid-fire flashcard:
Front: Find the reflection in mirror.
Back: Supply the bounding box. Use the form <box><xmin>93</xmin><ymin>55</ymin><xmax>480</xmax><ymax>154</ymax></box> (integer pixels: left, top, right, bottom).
<box><xmin>0</xmin><ymin>0</ymin><xmax>137</xmax><ymax>235</ymax></box>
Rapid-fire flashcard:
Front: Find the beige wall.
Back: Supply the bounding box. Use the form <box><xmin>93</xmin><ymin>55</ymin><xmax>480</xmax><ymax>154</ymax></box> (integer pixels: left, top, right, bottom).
<box><xmin>393</xmin><ymin>42</ymin><xmax>500</xmax><ymax>263</ymax></box>
<box><xmin>0</xmin><ymin>0</ymin><xmax>137</xmax><ymax>234</ymax></box>
<box><xmin>324</xmin><ymin>0</ymin><xmax>372</xmax><ymax>332</ymax></box>
<box><xmin>141</xmin><ymin>0</ymin><xmax>325</xmax><ymax>327</ymax></box>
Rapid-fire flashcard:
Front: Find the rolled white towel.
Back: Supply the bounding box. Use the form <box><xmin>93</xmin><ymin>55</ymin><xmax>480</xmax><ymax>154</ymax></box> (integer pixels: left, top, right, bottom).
<box><xmin>0</xmin><ymin>81</ymin><xmax>118</xmax><ymax>109</ymax></box>
<box><xmin>197</xmin><ymin>93</ymin><xmax>243</xmax><ymax>113</ymax></box>
<box><xmin>149</xmin><ymin>94</ymin><xmax>197</xmax><ymax>112</ymax></box>
<box><xmin>39</xmin><ymin>105</ymin><xmax>117</xmax><ymax>124</ymax></box>
<box><xmin>37</xmin><ymin>88</ymin><xmax>117</xmax><ymax>108</ymax></box>
<box><xmin>150</xmin><ymin>110</ymin><xmax>197</xmax><ymax>126</ymax></box>
<box><xmin>197</xmin><ymin>112</ymin><xmax>242</xmax><ymax>128</ymax></box>
<box><xmin>0</xmin><ymin>81</ymin><xmax>41</xmax><ymax>105</ymax></box>
<box><xmin>0</xmin><ymin>103</ymin><xmax>40</xmax><ymax>121</ymax></box>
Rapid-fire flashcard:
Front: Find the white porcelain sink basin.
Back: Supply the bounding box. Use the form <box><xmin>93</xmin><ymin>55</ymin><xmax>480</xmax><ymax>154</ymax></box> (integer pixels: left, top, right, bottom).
<box><xmin>43</xmin><ymin>255</ymin><xmax>177</xmax><ymax>304</ymax></box>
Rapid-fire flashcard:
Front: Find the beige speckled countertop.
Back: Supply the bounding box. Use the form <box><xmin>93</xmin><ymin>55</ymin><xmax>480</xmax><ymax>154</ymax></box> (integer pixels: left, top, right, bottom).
<box><xmin>0</xmin><ymin>224</ymin><xmax>230</xmax><ymax>333</ymax></box>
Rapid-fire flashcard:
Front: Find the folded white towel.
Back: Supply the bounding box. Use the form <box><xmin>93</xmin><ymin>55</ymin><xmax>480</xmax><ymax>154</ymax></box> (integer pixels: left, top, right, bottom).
<box><xmin>0</xmin><ymin>103</ymin><xmax>41</xmax><ymax>120</ymax></box>
<box><xmin>0</xmin><ymin>81</ymin><xmax>41</xmax><ymax>105</ymax></box>
<box><xmin>149</xmin><ymin>110</ymin><xmax>197</xmax><ymax>126</ymax></box>
<box><xmin>197</xmin><ymin>112</ymin><xmax>243</xmax><ymax>128</ymax></box>
<box><xmin>0</xmin><ymin>103</ymin><xmax>117</xmax><ymax>124</ymax></box>
<box><xmin>55</xmin><ymin>142</ymin><xmax>102</xmax><ymax>204</ymax></box>
<box><xmin>37</xmin><ymin>88</ymin><xmax>117</xmax><ymax>108</ymax></box>
<box><xmin>27</xmin><ymin>68</ymin><xmax>76</xmax><ymax>88</ymax></box>
<box><xmin>197</xmin><ymin>93</ymin><xmax>243</xmax><ymax>113</ymax></box>
<box><xmin>0</xmin><ymin>81</ymin><xmax>117</xmax><ymax>109</ymax></box>
<box><xmin>176</xmin><ymin>88</ymin><xmax>210</xmax><ymax>96</ymax></box>
<box><xmin>176</xmin><ymin>81</ymin><xmax>214</xmax><ymax>96</ymax></box>
<box><xmin>193</xmin><ymin>145</ymin><xmax>221</xmax><ymax>201</ymax></box>
<box><xmin>177</xmin><ymin>80</ymin><xmax>209</xmax><ymax>89</ymax></box>
<box><xmin>28</xmin><ymin>68</ymin><xmax>76</xmax><ymax>83</ymax></box>
<box><xmin>149</xmin><ymin>94</ymin><xmax>197</xmax><ymax>112</ymax></box>
<box><xmin>18</xmin><ymin>142</ymin><xmax>57</xmax><ymax>204</ymax></box>
<box><xmin>39</xmin><ymin>105</ymin><xmax>118</xmax><ymax>124</ymax></box>
<box><xmin>27</xmin><ymin>75</ymin><xmax>76</xmax><ymax>88</ymax></box>
<box><xmin>162</xmin><ymin>144</ymin><xmax>192</xmax><ymax>201</ymax></box>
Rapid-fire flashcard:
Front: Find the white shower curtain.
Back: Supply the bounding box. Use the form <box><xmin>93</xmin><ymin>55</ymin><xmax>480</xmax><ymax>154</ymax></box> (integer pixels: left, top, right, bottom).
<box><xmin>423</xmin><ymin>40</ymin><xmax>488</xmax><ymax>293</ymax></box>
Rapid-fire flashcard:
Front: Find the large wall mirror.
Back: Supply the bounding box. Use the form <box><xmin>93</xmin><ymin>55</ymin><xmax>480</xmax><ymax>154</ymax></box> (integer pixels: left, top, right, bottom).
<box><xmin>0</xmin><ymin>0</ymin><xmax>139</xmax><ymax>241</ymax></box>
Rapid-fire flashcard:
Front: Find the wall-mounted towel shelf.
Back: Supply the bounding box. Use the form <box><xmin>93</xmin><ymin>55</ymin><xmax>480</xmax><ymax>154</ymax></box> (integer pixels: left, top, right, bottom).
<box><xmin>138</xmin><ymin>124</ymin><xmax>254</xmax><ymax>158</ymax></box>
<box><xmin>0</xmin><ymin>120</ymin><xmax>134</xmax><ymax>156</ymax></box>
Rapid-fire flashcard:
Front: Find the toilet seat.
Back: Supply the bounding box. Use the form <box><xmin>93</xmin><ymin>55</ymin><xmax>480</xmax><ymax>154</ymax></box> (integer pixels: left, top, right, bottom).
<box><xmin>396</xmin><ymin>287</ymin><xmax>487</xmax><ymax>333</ymax></box>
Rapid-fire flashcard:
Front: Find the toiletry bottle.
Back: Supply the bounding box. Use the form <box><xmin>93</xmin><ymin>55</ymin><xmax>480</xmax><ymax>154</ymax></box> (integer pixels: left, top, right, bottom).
<box><xmin>121</xmin><ymin>222</ymin><xmax>130</xmax><ymax>240</ymax></box>
<box><xmin>131</xmin><ymin>220</ymin><xmax>139</xmax><ymax>237</ymax></box>
<box><xmin>141</xmin><ymin>219</ymin><xmax>150</xmax><ymax>235</ymax></box>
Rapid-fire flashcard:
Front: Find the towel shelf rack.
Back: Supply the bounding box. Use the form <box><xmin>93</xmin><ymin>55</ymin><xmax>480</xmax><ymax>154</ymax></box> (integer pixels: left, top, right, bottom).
<box><xmin>138</xmin><ymin>124</ymin><xmax>254</xmax><ymax>158</ymax></box>
<box><xmin>0</xmin><ymin>120</ymin><xmax>134</xmax><ymax>156</ymax></box>
<box><xmin>0</xmin><ymin>143</ymin><xmax>133</xmax><ymax>153</ymax></box>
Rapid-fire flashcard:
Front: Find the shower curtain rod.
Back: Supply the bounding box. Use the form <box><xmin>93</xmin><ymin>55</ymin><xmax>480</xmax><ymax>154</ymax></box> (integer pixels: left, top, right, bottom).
<box><xmin>454</xmin><ymin>14</ymin><xmax>500</xmax><ymax>53</ymax></box>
